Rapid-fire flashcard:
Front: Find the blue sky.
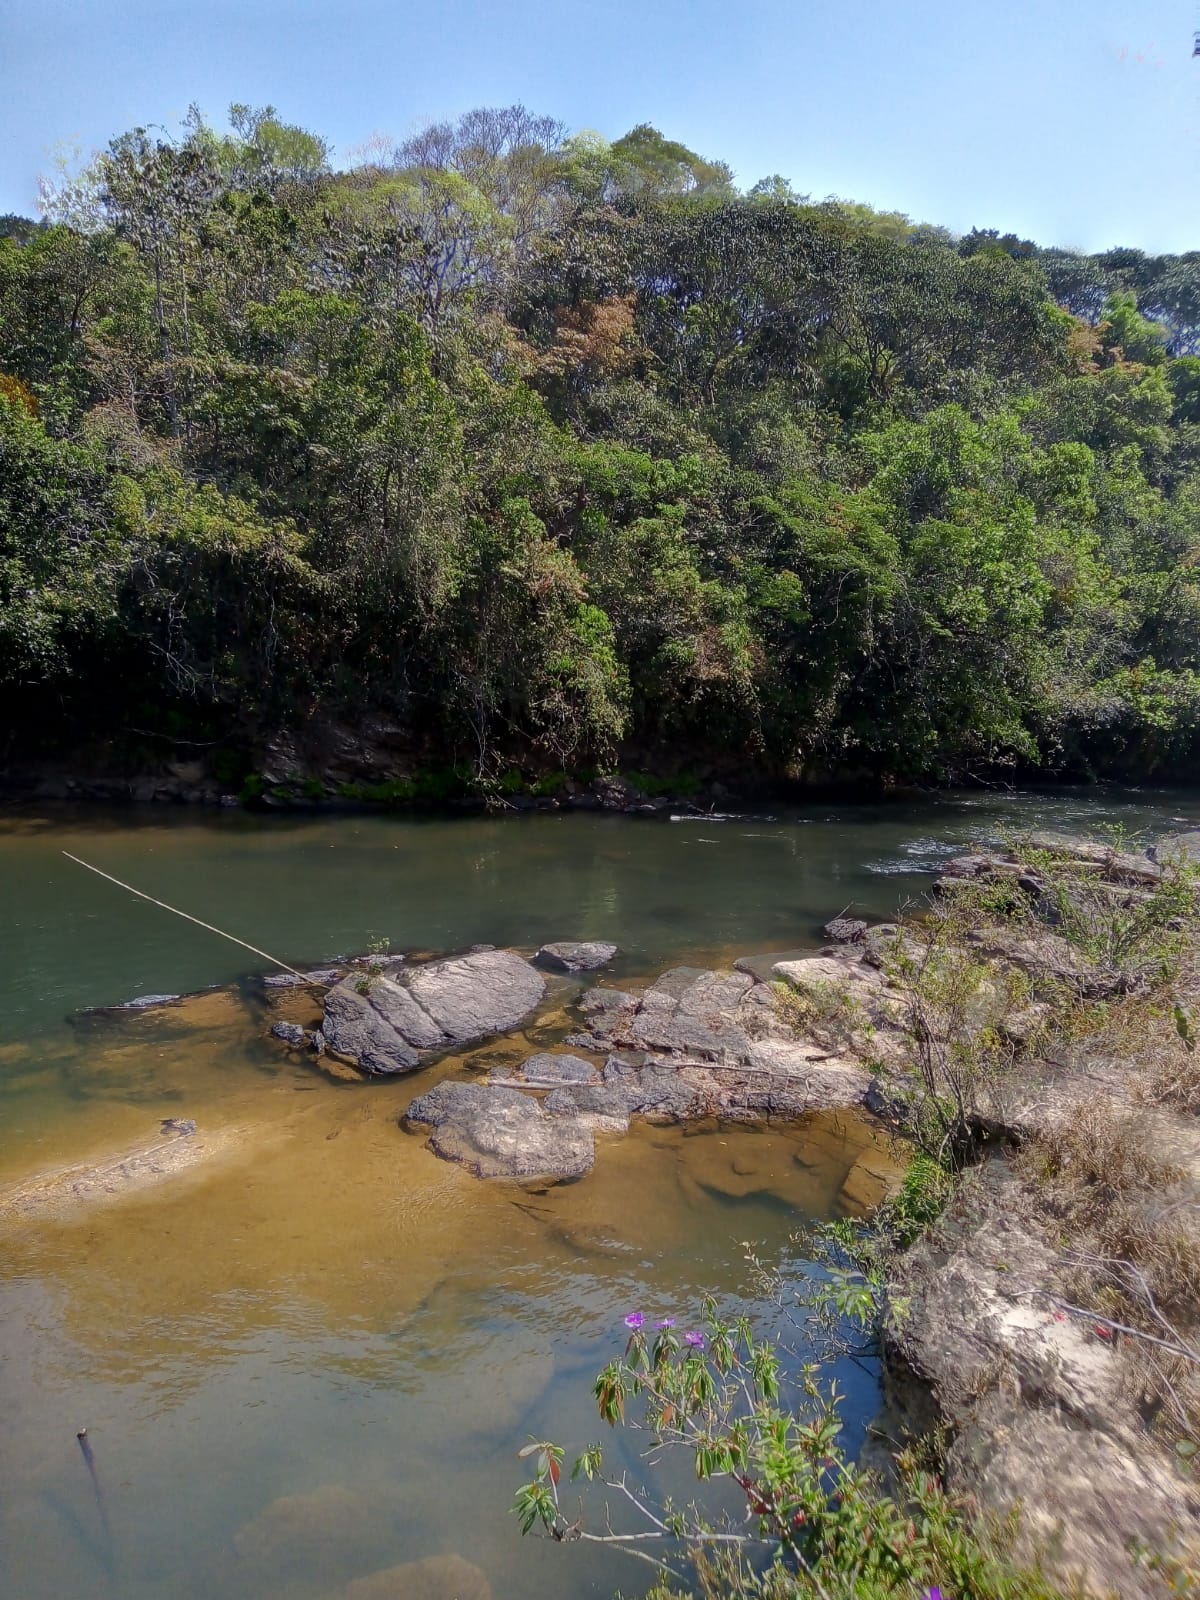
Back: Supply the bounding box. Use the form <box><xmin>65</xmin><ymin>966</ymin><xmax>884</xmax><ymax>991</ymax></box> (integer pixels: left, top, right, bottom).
<box><xmin>2</xmin><ymin>0</ymin><xmax>1197</xmax><ymax>252</ymax></box>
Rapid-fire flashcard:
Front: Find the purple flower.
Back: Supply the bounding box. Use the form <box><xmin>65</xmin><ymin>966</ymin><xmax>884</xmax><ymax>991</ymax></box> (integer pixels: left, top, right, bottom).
<box><xmin>624</xmin><ymin>1312</ymin><xmax>644</xmax><ymax>1330</ymax></box>
<box><xmin>656</xmin><ymin>1318</ymin><xmax>676</xmax><ymax>1329</ymax></box>
<box><xmin>925</xmin><ymin>1589</ymin><xmax>944</xmax><ymax>1600</ymax></box>
<box><xmin>684</xmin><ymin>1331</ymin><xmax>705</xmax><ymax>1349</ymax></box>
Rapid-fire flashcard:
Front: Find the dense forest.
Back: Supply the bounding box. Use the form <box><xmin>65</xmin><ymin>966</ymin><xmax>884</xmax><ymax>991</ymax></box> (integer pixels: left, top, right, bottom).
<box><xmin>5</xmin><ymin>103</ymin><xmax>1200</xmax><ymax>792</ymax></box>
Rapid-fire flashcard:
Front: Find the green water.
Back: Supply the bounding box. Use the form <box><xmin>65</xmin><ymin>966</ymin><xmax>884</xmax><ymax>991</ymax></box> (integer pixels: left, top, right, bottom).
<box><xmin>0</xmin><ymin>789</ymin><xmax>1195</xmax><ymax>1600</ymax></box>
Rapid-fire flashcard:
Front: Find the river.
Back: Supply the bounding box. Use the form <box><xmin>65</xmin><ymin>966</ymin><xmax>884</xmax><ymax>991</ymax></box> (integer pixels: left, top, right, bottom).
<box><xmin>0</xmin><ymin>788</ymin><xmax>1195</xmax><ymax>1600</ymax></box>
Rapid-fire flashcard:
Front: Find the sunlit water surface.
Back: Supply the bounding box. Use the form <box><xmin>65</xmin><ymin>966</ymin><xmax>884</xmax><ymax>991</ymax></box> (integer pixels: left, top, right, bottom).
<box><xmin>1</xmin><ymin>790</ymin><xmax>1196</xmax><ymax>1600</ymax></box>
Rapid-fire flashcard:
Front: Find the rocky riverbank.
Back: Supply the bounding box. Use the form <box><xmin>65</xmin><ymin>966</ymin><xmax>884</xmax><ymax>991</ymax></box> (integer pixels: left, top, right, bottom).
<box><xmin>863</xmin><ymin>830</ymin><xmax>1200</xmax><ymax>1597</ymax></box>
<box><xmin>11</xmin><ymin>821</ymin><xmax>1199</xmax><ymax>1595</ymax></box>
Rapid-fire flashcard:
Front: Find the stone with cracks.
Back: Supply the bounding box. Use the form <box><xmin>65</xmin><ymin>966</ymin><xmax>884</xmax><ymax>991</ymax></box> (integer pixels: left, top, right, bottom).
<box><xmin>320</xmin><ymin>950</ymin><xmax>545</xmax><ymax>1075</ymax></box>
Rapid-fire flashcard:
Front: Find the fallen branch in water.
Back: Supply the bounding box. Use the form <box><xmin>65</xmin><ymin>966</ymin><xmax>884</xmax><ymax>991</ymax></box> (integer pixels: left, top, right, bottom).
<box><xmin>61</xmin><ymin>852</ymin><xmax>323</xmax><ymax>986</ymax></box>
<box><xmin>76</xmin><ymin>1428</ymin><xmax>114</xmax><ymax>1565</ymax></box>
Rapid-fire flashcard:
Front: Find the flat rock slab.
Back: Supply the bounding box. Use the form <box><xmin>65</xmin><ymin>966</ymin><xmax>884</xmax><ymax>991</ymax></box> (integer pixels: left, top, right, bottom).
<box><xmin>320</xmin><ymin>950</ymin><xmax>546</xmax><ymax>1075</ymax></box>
<box><xmin>263</xmin><ymin>967</ymin><xmax>344</xmax><ymax>989</ymax></box>
<box><xmin>535</xmin><ymin>940</ymin><xmax>619</xmax><ymax>972</ymax></box>
<box><xmin>406</xmin><ymin>1081</ymin><xmax>594</xmax><ymax>1183</ymax></box>
<box><xmin>499</xmin><ymin>1052</ymin><xmax>600</xmax><ymax>1087</ymax></box>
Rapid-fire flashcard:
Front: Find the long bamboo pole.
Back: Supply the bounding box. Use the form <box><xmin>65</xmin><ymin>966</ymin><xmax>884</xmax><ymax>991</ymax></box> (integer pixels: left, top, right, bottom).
<box><xmin>61</xmin><ymin>851</ymin><xmax>321</xmax><ymax>985</ymax></box>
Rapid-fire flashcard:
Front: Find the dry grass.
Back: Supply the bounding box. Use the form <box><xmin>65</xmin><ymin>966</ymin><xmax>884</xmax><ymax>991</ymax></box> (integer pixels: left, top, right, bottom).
<box><xmin>1017</xmin><ymin>1106</ymin><xmax>1200</xmax><ymax>1442</ymax></box>
<box><xmin>1142</xmin><ymin>1047</ymin><xmax>1200</xmax><ymax>1116</ymax></box>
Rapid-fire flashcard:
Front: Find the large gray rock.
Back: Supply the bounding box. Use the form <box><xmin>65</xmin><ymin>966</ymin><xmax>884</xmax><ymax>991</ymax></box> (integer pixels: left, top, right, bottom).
<box><xmin>320</xmin><ymin>950</ymin><xmax>545</xmax><ymax>1075</ymax></box>
<box><xmin>405</xmin><ymin>1081</ymin><xmax>594</xmax><ymax>1183</ymax></box>
<box><xmin>400</xmin><ymin>952</ymin><xmax>887</xmax><ymax>1185</ymax></box>
<box><xmin>535</xmin><ymin>940</ymin><xmax>619</xmax><ymax>972</ymax></box>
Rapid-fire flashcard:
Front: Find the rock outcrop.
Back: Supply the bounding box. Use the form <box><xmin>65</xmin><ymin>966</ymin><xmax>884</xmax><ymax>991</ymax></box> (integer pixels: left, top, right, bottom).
<box><xmin>320</xmin><ymin>950</ymin><xmax>546</xmax><ymax>1074</ymax></box>
<box><xmin>404</xmin><ymin>956</ymin><xmax>884</xmax><ymax>1182</ymax></box>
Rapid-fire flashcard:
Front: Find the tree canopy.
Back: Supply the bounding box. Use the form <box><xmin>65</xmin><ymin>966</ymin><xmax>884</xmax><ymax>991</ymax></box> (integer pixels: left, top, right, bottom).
<box><xmin>4</xmin><ymin>101</ymin><xmax>1200</xmax><ymax>786</ymax></box>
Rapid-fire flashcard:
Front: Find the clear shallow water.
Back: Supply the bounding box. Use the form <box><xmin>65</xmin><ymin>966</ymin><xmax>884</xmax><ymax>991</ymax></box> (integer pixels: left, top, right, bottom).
<box><xmin>1</xmin><ymin>789</ymin><xmax>1197</xmax><ymax>1600</ymax></box>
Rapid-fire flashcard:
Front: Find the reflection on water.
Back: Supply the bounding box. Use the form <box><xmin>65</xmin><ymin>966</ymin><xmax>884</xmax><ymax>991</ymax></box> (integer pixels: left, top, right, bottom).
<box><xmin>1</xmin><ymin>790</ymin><xmax>1196</xmax><ymax>1599</ymax></box>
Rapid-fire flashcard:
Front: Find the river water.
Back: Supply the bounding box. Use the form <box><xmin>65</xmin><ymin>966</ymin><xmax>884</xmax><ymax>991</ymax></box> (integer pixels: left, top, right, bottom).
<box><xmin>0</xmin><ymin>789</ymin><xmax>1195</xmax><ymax>1600</ymax></box>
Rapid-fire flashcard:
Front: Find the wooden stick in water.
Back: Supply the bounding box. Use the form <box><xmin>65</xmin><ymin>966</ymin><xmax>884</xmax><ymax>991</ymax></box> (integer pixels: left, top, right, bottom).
<box><xmin>61</xmin><ymin>852</ymin><xmax>323</xmax><ymax>985</ymax></box>
<box><xmin>76</xmin><ymin>1428</ymin><xmax>114</xmax><ymax>1554</ymax></box>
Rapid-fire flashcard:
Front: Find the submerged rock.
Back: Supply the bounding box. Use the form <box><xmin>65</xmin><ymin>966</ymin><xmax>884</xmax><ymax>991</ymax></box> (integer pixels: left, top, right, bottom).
<box><xmin>535</xmin><ymin>940</ymin><xmax>619</xmax><ymax>972</ymax></box>
<box><xmin>405</xmin><ymin>1081</ymin><xmax>594</xmax><ymax>1183</ymax></box>
<box><xmin>320</xmin><ymin>950</ymin><xmax>545</xmax><ymax>1075</ymax></box>
<box><xmin>329</xmin><ymin>1553</ymin><xmax>493</xmax><ymax>1600</ymax></box>
<box><xmin>160</xmin><ymin>1117</ymin><xmax>197</xmax><ymax>1136</ymax></box>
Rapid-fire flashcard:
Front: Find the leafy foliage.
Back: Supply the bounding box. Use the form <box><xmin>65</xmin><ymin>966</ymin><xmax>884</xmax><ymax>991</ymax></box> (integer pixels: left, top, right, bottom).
<box><xmin>514</xmin><ymin>1304</ymin><xmax>1066</xmax><ymax>1598</ymax></box>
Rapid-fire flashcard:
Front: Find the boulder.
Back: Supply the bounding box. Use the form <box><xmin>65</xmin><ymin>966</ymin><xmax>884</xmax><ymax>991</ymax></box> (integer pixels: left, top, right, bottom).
<box><xmin>400</xmin><ymin>952</ymin><xmax>889</xmax><ymax>1184</ymax></box>
<box><xmin>773</xmin><ymin>955</ymin><xmax>884</xmax><ymax>993</ymax></box>
<box><xmin>592</xmin><ymin>774</ymin><xmax>644</xmax><ymax>809</ymax></box>
<box><xmin>270</xmin><ymin>1020</ymin><xmax>309</xmax><ymax>1047</ymax></box>
<box><xmin>405</xmin><ymin>1082</ymin><xmax>594</xmax><ymax>1183</ymax></box>
<box><xmin>580</xmin><ymin>987</ymin><xmax>640</xmax><ymax>1016</ymax></box>
<box><xmin>320</xmin><ymin>951</ymin><xmax>545</xmax><ymax>1075</ymax></box>
<box><xmin>611</xmin><ymin>966</ymin><xmax>757</xmax><ymax>1059</ymax></box>
<box><xmin>823</xmin><ymin>917</ymin><xmax>868</xmax><ymax>944</ymax></box>
<box><xmin>1022</xmin><ymin>831</ymin><xmax>1163</xmax><ymax>887</ymax></box>
<box><xmin>543</xmin><ymin>1083</ymin><xmax>633</xmax><ymax>1133</ymax></box>
<box><xmin>535</xmin><ymin>940</ymin><xmax>619</xmax><ymax>972</ymax></box>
